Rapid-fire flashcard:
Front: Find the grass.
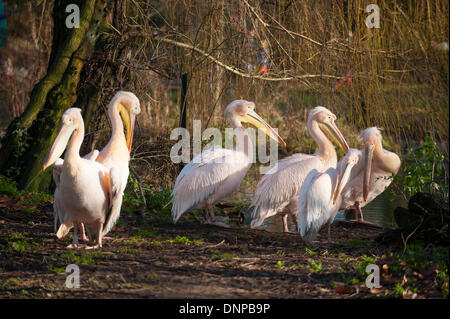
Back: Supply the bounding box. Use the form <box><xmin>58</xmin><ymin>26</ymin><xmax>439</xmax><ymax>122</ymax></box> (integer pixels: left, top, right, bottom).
<box><xmin>307</xmin><ymin>259</ymin><xmax>322</xmax><ymax>273</ymax></box>
<box><xmin>60</xmin><ymin>251</ymin><xmax>103</xmax><ymax>266</ymax></box>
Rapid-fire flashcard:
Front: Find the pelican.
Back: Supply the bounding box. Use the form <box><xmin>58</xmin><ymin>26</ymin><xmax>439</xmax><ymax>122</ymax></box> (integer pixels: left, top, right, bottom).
<box><xmin>52</xmin><ymin>91</ymin><xmax>140</xmax><ymax>240</ymax></box>
<box><xmin>339</xmin><ymin>127</ymin><xmax>401</xmax><ymax>223</ymax></box>
<box><xmin>250</xmin><ymin>106</ymin><xmax>350</xmax><ymax>233</ymax></box>
<box><xmin>42</xmin><ymin>108</ymin><xmax>122</xmax><ymax>249</ymax></box>
<box><xmin>298</xmin><ymin>149</ymin><xmax>360</xmax><ymax>243</ymax></box>
<box><xmin>170</xmin><ymin>99</ymin><xmax>286</xmax><ymax>227</ymax></box>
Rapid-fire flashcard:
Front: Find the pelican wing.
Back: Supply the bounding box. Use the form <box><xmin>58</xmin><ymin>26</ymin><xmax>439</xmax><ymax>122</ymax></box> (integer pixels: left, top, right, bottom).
<box><xmin>171</xmin><ymin>146</ymin><xmax>248</xmax><ymax>223</ymax></box>
<box><xmin>267</xmin><ymin>153</ymin><xmax>314</xmax><ymax>174</ymax></box>
<box><xmin>298</xmin><ymin>169</ymin><xmax>334</xmax><ymax>241</ymax></box>
<box><xmin>250</xmin><ymin>155</ymin><xmax>321</xmax><ymax>228</ymax></box>
<box><xmin>102</xmin><ymin>166</ymin><xmax>123</xmax><ymax>236</ymax></box>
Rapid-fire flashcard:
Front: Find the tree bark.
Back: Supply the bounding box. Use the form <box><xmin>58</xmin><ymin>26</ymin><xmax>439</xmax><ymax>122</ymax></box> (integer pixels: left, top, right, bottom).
<box><xmin>0</xmin><ymin>0</ymin><xmax>116</xmax><ymax>192</ymax></box>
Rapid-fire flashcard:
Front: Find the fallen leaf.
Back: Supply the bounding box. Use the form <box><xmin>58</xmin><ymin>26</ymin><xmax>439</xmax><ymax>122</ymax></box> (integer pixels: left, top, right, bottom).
<box><xmin>412</xmin><ymin>271</ymin><xmax>424</xmax><ymax>279</ymax></box>
<box><xmin>369</xmin><ymin>288</ymin><xmax>383</xmax><ymax>294</ymax></box>
<box><xmin>401</xmin><ymin>274</ymin><xmax>408</xmax><ymax>286</ymax></box>
<box><xmin>335</xmin><ymin>285</ymin><xmax>351</xmax><ymax>294</ymax></box>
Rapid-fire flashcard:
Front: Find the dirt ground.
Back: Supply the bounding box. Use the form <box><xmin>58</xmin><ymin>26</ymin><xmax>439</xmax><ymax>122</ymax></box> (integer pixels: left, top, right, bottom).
<box><xmin>0</xmin><ymin>198</ymin><xmax>446</xmax><ymax>299</ymax></box>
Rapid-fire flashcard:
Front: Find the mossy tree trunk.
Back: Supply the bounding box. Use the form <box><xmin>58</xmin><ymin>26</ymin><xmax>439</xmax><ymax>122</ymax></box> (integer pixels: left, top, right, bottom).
<box><xmin>0</xmin><ymin>0</ymin><xmax>124</xmax><ymax>192</ymax></box>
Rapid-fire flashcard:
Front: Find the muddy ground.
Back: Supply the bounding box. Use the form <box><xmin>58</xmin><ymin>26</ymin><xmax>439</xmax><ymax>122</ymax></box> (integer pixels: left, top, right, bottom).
<box><xmin>0</xmin><ymin>198</ymin><xmax>447</xmax><ymax>299</ymax></box>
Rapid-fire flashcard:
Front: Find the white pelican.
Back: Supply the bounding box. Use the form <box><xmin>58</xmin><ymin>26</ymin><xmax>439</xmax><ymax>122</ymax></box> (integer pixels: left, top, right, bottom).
<box><xmin>298</xmin><ymin>149</ymin><xmax>360</xmax><ymax>243</ymax></box>
<box><xmin>170</xmin><ymin>99</ymin><xmax>286</xmax><ymax>227</ymax></box>
<box><xmin>52</xmin><ymin>91</ymin><xmax>140</xmax><ymax>240</ymax></box>
<box><xmin>250</xmin><ymin>106</ymin><xmax>350</xmax><ymax>233</ymax></box>
<box><xmin>43</xmin><ymin>108</ymin><xmax>122</xmax><ymax>249</ymax></box>
<box><xmin>339</xmin><ymin>127</ymin><xmax>401</xmax><ymax>223</ymax></box>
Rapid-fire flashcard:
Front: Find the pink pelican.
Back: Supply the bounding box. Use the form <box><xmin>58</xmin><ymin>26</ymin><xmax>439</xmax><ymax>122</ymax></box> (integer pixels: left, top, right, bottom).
<box><xmin>339</xmin><ymin>127</ymin><xmax>401</xmax><ymax>223</ymax></box>
<box><xmin>170</xmin><ymin>100</ymin><xmax>286</xmax><ymax>227</ymax></box>
<box><xmin>298</xmin><ymin>149</ymin><xmax>360</xmax><ymax>243</ymax></box>
<box><xmin>42</xmin><ymin>108</ymin><xmax>122</xmax><ymax>249</ymax></box>
<box><xmin>250</xmin><ymin>106</ymin><xmax>350</xmax><ymax>233</ymax></box>
<box><xmin>52</xmin><ymin>91</ymin><xmax>140</xmax><ymax>241</ymax></box>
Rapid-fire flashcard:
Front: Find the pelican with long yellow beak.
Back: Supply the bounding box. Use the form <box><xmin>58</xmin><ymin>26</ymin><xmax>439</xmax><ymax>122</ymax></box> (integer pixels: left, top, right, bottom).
<box><xmin>170</xmin><ymin>99</ymin><xmax>286</xmax><ymax>227</ymax></box>
<box><xmin>52</xmin><ymin>91</ymin><xmax>140</xmax><ymax>241</ymax></box>
<box><xmin>43</xmin><ymin>108</ymin><xmax>122</xmax><ymax>249</ymax></box>
<box><xmin>250</xmin><ymin>106</ymin><xmax>350</xmax><ymax>233</ymax></box>
<box><xmin>338</xmin><ymin>127</ymin><xmax>401</xmax><ymax>223</ymax></box>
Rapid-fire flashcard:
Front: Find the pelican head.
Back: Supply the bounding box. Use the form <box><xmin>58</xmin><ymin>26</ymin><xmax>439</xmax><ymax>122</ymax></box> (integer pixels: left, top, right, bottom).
<box><xmin>225</xmin><ymin>99</ymin><xmax>286</xmax><ymax>147</ymax></box>
<box><xmin>42</xmin><ymin>108</ymin><xmax>83</xmax><ymax>171</ymax></box>
<box><xmin>332</xmin><ymin>148</ymin><xmax>360</xmax><ymax>204</ymax></box>
<box><xmin>360</xmin><ymin>127</ymin><xmax>383</xmax><ymax>202</ymax></box>
<box><xmin>110</xmin><ymin>91</ymin><xmax>141</xmax><ymax>152</ymax></box>
<box><xmin>309</xmin><ymin>106</ymin><xmax>350</xmax><ymax>152</ymax></box>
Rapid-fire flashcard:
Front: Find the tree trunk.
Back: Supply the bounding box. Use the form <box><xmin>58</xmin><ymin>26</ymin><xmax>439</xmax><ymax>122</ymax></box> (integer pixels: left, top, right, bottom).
<box><xmin>0</xmin><ymin>0</ymin><xmax>119</xmax><ymax>192</ymax></box>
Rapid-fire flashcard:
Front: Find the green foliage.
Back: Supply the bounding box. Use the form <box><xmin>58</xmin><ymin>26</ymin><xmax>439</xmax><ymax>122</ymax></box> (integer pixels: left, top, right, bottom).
<box><xmin>275</xmin><ymin>260</ymin><xmax>285</xmax><ymax>268</ymax></box>
<box><xmin>437</xmin><ymin>266</ymin><xmax>449</xmax><ymax>298</ymax></box>
<box><xmin>167</xmin><ymin>235</ymin><xmax>202</xmax><ymax>245</ymax></box>
<box><xmin>393</xmin><ymin>283</ymin><xmax>405</xmax><ymax>298</ymax></box>
<box><xmin>356</xmin><ymin>254</ymin><xmax>377</xmax><ymax>281</ymax></box>
<box><xmin>61</xmin><ymin>251</ymin><xmax>103</xmax><ymax>266</ymax></box>
<box><xmin>393</xmin><ymin>136</ymin><xmax>449</xmax><ymax>200</ymax></box>
<box><xmin>3</xmin><ymin>125</ymin><xmax>31</xmax><ymax>179</ymax></box>
<box><xmin>0</xmin><ymin>174</ymin><xmax>52</xmax><ymax>204</ymax></box>
<box><xmin>212</xmin><ymin>252</ymin><xmax>233</xmax><ymax>261</ymax></box>
<box><xmin>304</xmin><ymin>247</ymin><xmax>317</xmax><ymax>256</ymax></box>
<box><xmin>307</xmin><ymin>259</ymin><xmax>322</xmax><ymax>272</ymax></box>
<box><xmin>45</xmin><ymin>265</ymin><xmax>66</xmax><ymax>274</ymax></box>
<box><xmin>134</xmin><ymin>229</ymin><xmax>159</xmax><ymax>239</ymax></box>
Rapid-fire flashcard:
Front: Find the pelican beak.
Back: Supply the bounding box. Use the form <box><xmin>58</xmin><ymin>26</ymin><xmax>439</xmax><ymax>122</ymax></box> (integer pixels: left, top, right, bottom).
<box><xmin>42</xmin><ymin>124</ymin><xmax>74</xmax><ymax>171</ymax></box>
<box><xmin>363</xmin><ymin>144</ymin><xmax>375</xmax><ymax>202</ymax></box>
<box><xmin>118</xmin><ymin>103</ymin><xmax>135</xmax><ymax>152</ymax></box>
<box><xmin>320</xmin><ymin>121</ymin><xmax>350</xmax><ymax>153</ymax></box>
<box><xmin>332</xmin><ymin>159</ymin><xmax>355</xmax><ymax>205</ymax></box>
<box><xmin>127</xmin><ymin>113</ymin><xmax>136</xmax><ymax>152</ymax></box>
<box><xmin>241</xmin><ymin>109</ymin><xmax>287</xmax><ymax>148</ymax></box>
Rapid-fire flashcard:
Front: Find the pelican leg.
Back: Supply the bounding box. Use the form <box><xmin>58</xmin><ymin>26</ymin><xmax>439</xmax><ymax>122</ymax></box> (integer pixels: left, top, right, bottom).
<box><xmin>281</xmin><ymin>213</ymin><xmax>296</xmax><ymax>234</ymax></box>
<box><xmin>79</xmin><ymin>223</ymin><xmax>89</xmax><ymax>242</ymax></box>
<box><xmin>354</xmin><ymin>202</ymin><xmax>377</xmax><ymax>226</ymax></box>
<box><xmin>292</xmin><ymin>213</ymin><xmax>299</xmax><ymax>233</ymax></box>
<box><xmin>85</xmin><ymin>222</ymin><xmax>103</xmax><ymax>249</ymax></box>
<box><xmin>349</xmin><ymin>202</ymin><xmax>362</xmax><ymax>222</ymax></box>
<box><xmin>204</xmin><ymin>205</ymin><xmax>230</xmax><ymax>228</ymax></box>
<box><xmin>67</xmin><ymin>223</ymin><xmax>79</xmax><ymax>249</ymax></box>
<box><xmin>356</xmin><ymin>202</ymin><xmax>363</xmax><ymax>221</ymax></box>
<box><xmin>327</xmin><ymin>222</ymin><xmax>334</xmax><ymax>244</ymax></box>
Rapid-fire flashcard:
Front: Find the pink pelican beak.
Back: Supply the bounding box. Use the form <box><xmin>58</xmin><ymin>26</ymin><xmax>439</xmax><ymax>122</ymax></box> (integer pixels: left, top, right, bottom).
<box><xmin>363</xmin><ymin>143</ymin><xmax>375</xmax><ymax>202</ymax></box>
<box><xmin>243</xmin><ymin>108</ymin><xmax>287</xmax><ymax>148</ymax></box>
<box><xmin>42</xmin><ymin>123</ymin><xmax>75</xmax><ymax>171</ymax></box>
<box><xmin>332</xmin><ymin>158</ymin><xmax>356</xmax><ymax>205</ymax></box>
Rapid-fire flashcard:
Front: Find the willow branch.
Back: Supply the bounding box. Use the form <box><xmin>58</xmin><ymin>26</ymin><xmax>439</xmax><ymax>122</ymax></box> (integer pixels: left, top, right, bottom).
<box><xmin>152</xmin><ymin>36</ymin><xmax>341</xmax><ymax>82</ymax></box>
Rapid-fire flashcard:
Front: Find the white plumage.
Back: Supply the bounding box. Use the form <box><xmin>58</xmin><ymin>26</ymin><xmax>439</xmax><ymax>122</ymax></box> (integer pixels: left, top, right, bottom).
<box><xmin>171</xmin><ymin>146</ymin><xmax>251</xmax><ymax>223</ymax></box>
<box><xmin>298</xmin><ymin>149</ymin><xmax>360</xmax><ymax>243</ymax></box>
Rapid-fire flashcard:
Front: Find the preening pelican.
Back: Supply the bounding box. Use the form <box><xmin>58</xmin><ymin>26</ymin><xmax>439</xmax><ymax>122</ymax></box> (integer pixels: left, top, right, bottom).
<box><xmin>52</xmin><ymin>91</ymin><xmax>140</xmax><ymax>240</ymax></box>
<box><xmin>298</xmin><ymin>149</ymin><xmax>360</xmax><ymax>243</ymax></box>
<box><xmin>43</xmin><ymin>108</ymin><xmax>122</xmax><ymax>249</ymax></box>
<box><xmin>170</xmin><ymin>99</ymin><xmax>286</xmax><ymax>227</ymax></box>
<box><xmin>250</xmin><ymin>106</ymin><xmax>349</xmax><ymax>233</ymax></box>
<box><xmin>339</xmin><ymin>127</ymin><xmax>401</xmax><ymax>223</ymax></box>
